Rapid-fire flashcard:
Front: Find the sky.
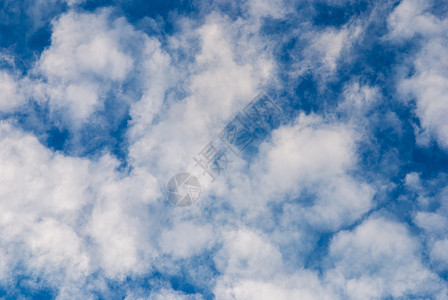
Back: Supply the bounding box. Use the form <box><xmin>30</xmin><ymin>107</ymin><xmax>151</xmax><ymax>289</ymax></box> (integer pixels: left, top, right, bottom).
<box><xmin>0</xmin><ymin>0</ymin><xmax>448</xmax><ymax>299</ymax></box>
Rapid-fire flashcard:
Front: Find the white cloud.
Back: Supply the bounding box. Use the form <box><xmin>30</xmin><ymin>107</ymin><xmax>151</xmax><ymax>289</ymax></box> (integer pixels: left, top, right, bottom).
<box><xmin>246</xmin><ymin>0</ymin><xmax>287</xmax><ymax>19</ymax></box>
<box><xmin>400</xmin><ymin>39</ymin><xmax>448</xmax><ymax>149</ymax></box>
<box><xmin>213</xmin><ymin>228</ymin><xmax>338</xmax><ymax>300</ymax></box>
<box><xmin>0</xmin><ymin>121</ymin><xmax>93</xmax><ymax>292</ymax></box>
<box><xmin>128</xmin><ymin>12</ymin><xmax>275</xmax><ymax>182</ymax></box>
<box><xmin>326</xmin><ymin>216</ymin><xmax>447</xmax><ymax>299</ymax></box>
<box><xmin>28</xmin><ymin>218</ymin><xmax>90</xmax><ymax>279</ymax></box>
<box><xmin>63</xmin><ymin>0</ymin><xmax>85</xmax><ymax>6</ymax></box>
<box><xmin>2</xmin><ymin>1</ymin><xmax>447</xmax><ymax>298</ymax></box>
<box><xmin>0</xmin><ymin>120</ymin><xmax>161</xmax><ymax>294</ymax></box>
<box><xmin>337</xmin><ymin>82</ymin><xmax>379</xmax><ymax>122</ymax></box>
<box><xmin>291</xmin><ymin>22</ymin><xmax>363</xmax><ymax>82</ymax></box>
<box><xmin>390</xmin><ymin>0</ymin><xmax>448</xmax><ymax>150</ymax></box>
<box><xmin>216</xmin><ymin>113</ymin><xmax>374</xmax><ymax>231</ymax></box>
<box><xmin>0</xmin><ymin>71</ymin><xmax>25</xmax><ymax>112</ymax></box>
<box><xmin>130</xmin><ymin>288</ymin><xmax>204</xmax><ymax>300</ymax></box>
<box><xmin>210</xmin><ymin>220</ymin><xmax>444</xmax><ymax>300</ymax></box>
<box><xmin>34</xmin><ymin>9</ymin><xmax>142</xmax><ymax>123</ymax></box>
<box><xmin>309</xmin><ymin>28</ymin><xmax>350</xmax><ymax>72</ymax></box>
<box><xmin>214</xmin><ymin>271</ymin><xmax>336</xmax><ymax>300</ymax></box>
<box><xmin>39</xmin><ymin>9</ymin><xmax>134</xmax><ymax>82</ymax></box>
<box><xmin>415</xmin><ymin>211</ymin><xmax>448</xmax><ymax>235</ymax></box>
<box><xmin>387</xmin><ymin>0</ymin><xmax>441</xmax><ymax>40</ymax></box>
<box><xmin>409</xmin><ymin>173</ymin><xmax>448</xmax><ymax>273</ymax></box>
<box><xmin>0</xmin><ymin>7</ymin><xmax>280</xmax><ymax>295</ymax></box>
<box><xmin>214</xmin><ymin>229</ymin><xmax>283</xmax><ymax>280</ymax></box>
<box><xmin>431</xmin><ymin>238</ymin><xmax>448</xmax><ymax>269</ymax></box>
<box><xmin>159</xmin><ymin>222</ymin><xmax>214</xmax><ymax>259</ymax></box>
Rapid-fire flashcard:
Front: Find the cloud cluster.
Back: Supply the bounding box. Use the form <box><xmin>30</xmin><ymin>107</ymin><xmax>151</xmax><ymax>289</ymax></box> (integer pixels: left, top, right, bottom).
<box><xmin>212</xmin><ymin>113</ymin><xmax>374</xmax><ymax>232</ymax></box>
<box><xmin>0</xmin><ymin>0</ymin><xmax>447</xmax><ymax>298</ymax></box>
<box><xmin>390</xmin><ymin>0</ymin><xmax>448</xmax><ymax>150</ymax></box>
<box><xmin>406</xmin><ymin>172</ymin><xmax>448</xmax><ymax>273</ymax></box>
<box><xmin>34</xmin><ymin>9</ymin><xmax>142</xmax><ymax>122</ymax></box>
<box><xmin>0</xmin><ymin>71</ymin><xmax>25</xmax><ymax>112</ymax></box>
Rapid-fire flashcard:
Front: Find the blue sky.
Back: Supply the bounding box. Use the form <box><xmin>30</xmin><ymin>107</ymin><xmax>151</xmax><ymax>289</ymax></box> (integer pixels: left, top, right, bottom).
<box><xmin>1</xmin><ymin>0</ymin><xmax>448</xmax><ymax>299</ymax></box>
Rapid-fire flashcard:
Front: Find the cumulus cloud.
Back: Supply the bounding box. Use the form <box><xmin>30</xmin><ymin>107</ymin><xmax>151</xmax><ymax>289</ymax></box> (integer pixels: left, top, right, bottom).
<box><xmin>159</xmin><ymin>222</ymin><xmax>214</xmax><ymax>259</ymax></box>
<box><xmin>212</xmin><ymin>227</ymin><xmax>336</xmax><ymax>300</ymax></box>
<box><xmin>128</xmin><ymin>12</ymin><xmax>275</xmax><ymax>182</ymax></box>
<box><xmin>1</xmin><ymin>0</ymin><xmax>448</xmax><ymax>298</ymax></box>
<box><xmin>0</xmin><ymin>120</ymin><xmax>161</xmax><ymax>295</ymax></box>
<box><xmin>0</xmin><ymin>71</ymin><xmax>25</xmax><ymax>112</ymax></box>
<box><xmin>388</xmin><ymin>0</ymin><xmax>440</xmax><ymax>40</ymax></box>
<box><xmin>407</xmin><ymin>172</ymin><xmax>448</xmax><ymax>273</ymax></box>
<box><xmin>390</xmin><ymin>0</ymin><xmax>448</xmax><ymax>150</ymax></box>
<box><xmin>326</xmin><ymin>216</ymin><xmax>447</xmax><ymax>299</ymax></box>
<box><xmin>1</xmin><ymin>4</ymin><xmax>279</xmax><ymax>296</ymax></box>
<box><xmin>213</xmin><ymin>113</ymin><xmax>374</xmax><ymax>232</ymax></box>
<box><xmin>212</xmin><ymin>216</ymin><xmax>448</xmax><ymax>300</ymax></box>
<box><xmin>245</xmin><ymin>0</ymin><xmax>287</xmax><ymax>19</ymax></box>
<box><xmin>0</xmin><ymin>121</ymin><xmax>92</xmax><ymax>292</ymax></box>
<box><xmin>34</xmin><ymin>8</ymin><xmax>141</xmax><ymax>123</ymax></box>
